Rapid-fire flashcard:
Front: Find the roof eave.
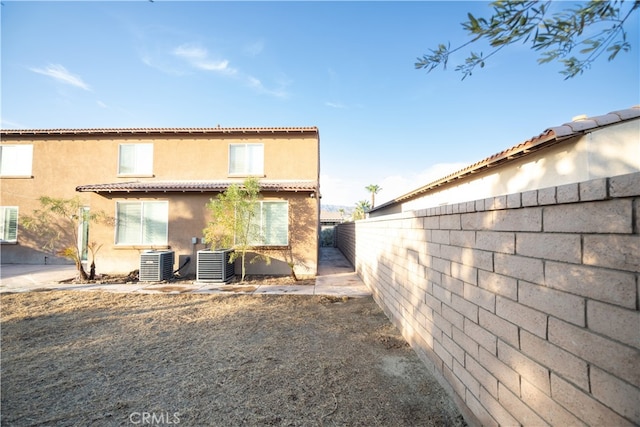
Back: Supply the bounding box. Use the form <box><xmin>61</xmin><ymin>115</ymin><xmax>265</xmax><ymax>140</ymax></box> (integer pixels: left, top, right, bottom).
<box><xmin>75</xmin><ymin>181</ymin><xmax>319</xmax><ymax>194</ymax></box>
<box><xmin>1</xmin><ymin>127</ymin><xmax>319</xmax><ymax>138</ymax></box>
<box><xmin>373</xmin><ymin>131</ymin><xmax>559</xmax><ymax>212</ymax></box>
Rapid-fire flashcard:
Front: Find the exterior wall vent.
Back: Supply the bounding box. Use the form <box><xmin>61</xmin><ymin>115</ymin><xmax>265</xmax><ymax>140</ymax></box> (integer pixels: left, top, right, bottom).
<box><xmin>197</xmin><ymin>249</ymin><xmax>235</xmax><ymax>283</ymax></box>
<box><xmin>139</xmin><ymin>250</ymin><xmax>175</xmax><ymax>282</ymax></box>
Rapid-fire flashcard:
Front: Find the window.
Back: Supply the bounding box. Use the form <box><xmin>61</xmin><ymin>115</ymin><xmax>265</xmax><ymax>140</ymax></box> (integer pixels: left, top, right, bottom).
<box><xmin>0</xmin><ymin>207</ymin><xmax>18</xmax><ymax>243</ymax></box>
<box><xmin>115</xmin><ymin>201</ymin><xmax>168</xmax><ymax>245</ymax></box>
<box><xmin>78</xmin><ymin>207</ymin><xmax>90</xmax><ymax>261</ymax></box>
<box><xmin>247</xmin><ymin>201</ymin><xmax>288</xmax><ymax>246</ymax></box>
<box><xmin>0</xmin><ymin>145</ymin><xmax>33</xmax><ymax>177</ymax></box>
<box><xmin>229</xmin><ymin>143</ymin><xmax>264</xmax><ymax>176</ymax></box>
<box><xmin>118</xmin><ymin>144</ymin><xmax>153</xmax><ymax>176</ymax></box>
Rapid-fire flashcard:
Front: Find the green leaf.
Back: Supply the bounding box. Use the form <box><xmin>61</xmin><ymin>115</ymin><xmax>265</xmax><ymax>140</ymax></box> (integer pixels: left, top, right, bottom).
<box><xmin>417</xmin><ymin>0</ymin><xmax>638</xmax><ymax>80</ymax></box>
<box><xmin>468</xmin><ymin>12</ymin><xmax>480</xmax><ymax>31</ymax></box>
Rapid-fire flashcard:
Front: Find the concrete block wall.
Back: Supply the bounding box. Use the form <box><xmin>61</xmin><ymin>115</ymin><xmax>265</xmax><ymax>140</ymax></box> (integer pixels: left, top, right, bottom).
<box><xmin>336</xmin><ymin>172</ymin><xmax>640</xmax><ymax>427</ymax></box>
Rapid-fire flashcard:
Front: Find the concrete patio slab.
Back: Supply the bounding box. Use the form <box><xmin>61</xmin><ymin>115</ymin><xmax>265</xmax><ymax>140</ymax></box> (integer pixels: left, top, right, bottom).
<box><xmin>0</xmin><ymin>247</ymin><xmax>371</xmax><ymax>297</ymax></box>
<box><xmin>75</xmin><ymin>284</ymin><xmax>148</xmax><ymax>293</ymax></box>
<box><xmin>0</xmin><ymin>264</ymin><xmax>77</xmax><ymax>293</ymax></box>
<box><xmin>254</xmin><ymin>284</ymin><xmax>316</xmax><ymax>295</ymax></box>
<box><xmin>315</xmin><ymin>272</ymin><xmax>372</xmax><ymax>297</ymax></box>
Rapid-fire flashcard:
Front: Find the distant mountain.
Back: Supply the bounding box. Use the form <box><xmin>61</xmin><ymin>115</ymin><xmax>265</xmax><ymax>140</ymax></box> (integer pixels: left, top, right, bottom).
<box><xmin>321</xmin><ymin>204</ymin><xmax>353</xmax><ymax>214</ymax></box>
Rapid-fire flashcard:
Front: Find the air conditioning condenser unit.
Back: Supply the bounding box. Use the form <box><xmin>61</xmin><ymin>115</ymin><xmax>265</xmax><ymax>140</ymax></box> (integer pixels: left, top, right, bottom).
<box><xmin>139</xmin><ymin>250</ymin><xmax>175</xmax><ymax>282</ymax></box>
<box><xmin>197</xmin><ymin>249</ymin><xmax>235</xmax><ymax>283</ymax></box>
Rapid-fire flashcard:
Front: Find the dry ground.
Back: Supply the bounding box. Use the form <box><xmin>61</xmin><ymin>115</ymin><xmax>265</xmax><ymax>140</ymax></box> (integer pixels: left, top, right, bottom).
<box><xmin>85</xmin><ymin>273</ymin><xmax>317</xmax><ymax>287</ymax></box>
<box><xmin>1</xmin><ymin>291</ymin><xmax>466</xmax><ymax>426</ymax></box>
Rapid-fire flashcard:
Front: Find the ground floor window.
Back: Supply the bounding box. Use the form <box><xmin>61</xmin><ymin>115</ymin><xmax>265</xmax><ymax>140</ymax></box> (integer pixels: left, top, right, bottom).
<box><xmin>0</xmin><ymin>206</ymin><xmax>18</xmax><ymax>243</ymax></box>
<box><xmin>248</xmin><ymin>201</ymin><xmax>288</xmax><ymax>246</ymax></box>
<box><xmin>116</xmin><ymin>201</ymin><xmax>168</xmax><ymax>245</ymax></box>
<box><xmin>79</xmin><ymin>206</ymin><xmax>90</xmax><ymax>261</ymax></box>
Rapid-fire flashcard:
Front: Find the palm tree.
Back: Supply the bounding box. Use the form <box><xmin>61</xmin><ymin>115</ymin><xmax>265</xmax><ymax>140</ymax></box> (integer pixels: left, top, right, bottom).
<box><xmin>353</xmin><ymin>200</ymin><xmax>371</xmax><ymax>220</ymax></box>
<box><xmin>365</xmin><ymin>184</ymin><xmax>382</xmax><ymax>209</ymax></box>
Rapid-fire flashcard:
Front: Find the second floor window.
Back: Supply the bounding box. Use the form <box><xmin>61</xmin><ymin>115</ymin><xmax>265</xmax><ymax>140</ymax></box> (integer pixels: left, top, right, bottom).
<box><xmin>0</xmin><ymin>145</ymin><xmax>33</xmax><ymax>177</ymax></box>
<box><xmin>115</xmin><ymin>201</ymin><xmax>168</xmax><ymax>245</ymax></box>
<box><xmin>0</xmin><ymin>206</ymin><xmax>18</xmax><ymax>243</ymax></box>
<box><xmin>229</xmin><ymin>143</ymin><xmax>264</xmax><ymax>176</ymax></box>
<box><xmin>118</xmin><ymin>143</ymin><xmax>153</xmax><ymax>176</ymax></box>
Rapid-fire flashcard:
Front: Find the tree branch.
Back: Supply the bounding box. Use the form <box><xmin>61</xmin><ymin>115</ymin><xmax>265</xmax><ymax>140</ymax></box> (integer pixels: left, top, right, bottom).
<box><xmin>416</xmin><ymin>0</ymin><xmax>639</xmax><ymax>79</ymax></box>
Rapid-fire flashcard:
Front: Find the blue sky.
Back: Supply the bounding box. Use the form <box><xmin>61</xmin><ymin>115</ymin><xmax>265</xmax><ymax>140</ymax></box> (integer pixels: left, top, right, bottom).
<box><xmin>2</xmin><ymin>1</ymin><xmax>639</xmax><ymax>206</ymax></box>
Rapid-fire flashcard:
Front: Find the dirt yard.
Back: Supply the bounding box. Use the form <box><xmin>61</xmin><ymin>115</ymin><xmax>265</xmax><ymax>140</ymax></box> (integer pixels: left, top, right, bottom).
<box><xmin>1</xmin><ymin>291</ymin><xmax>466</xmax><ymax>426</ymax></box>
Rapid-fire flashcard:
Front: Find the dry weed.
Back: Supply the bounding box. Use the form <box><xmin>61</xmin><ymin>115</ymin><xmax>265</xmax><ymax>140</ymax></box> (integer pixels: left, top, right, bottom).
<box><xmin>1</xmin><ymin>292</ymin><xmax>466</xmax><ymax>426</ymax></box>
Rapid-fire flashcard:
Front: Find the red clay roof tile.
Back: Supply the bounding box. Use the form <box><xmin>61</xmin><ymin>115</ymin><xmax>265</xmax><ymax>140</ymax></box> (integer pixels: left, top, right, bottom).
<box><xmin>1</xmin><ymin>127</ymin><xmax>318</xmax><ymax>136</ymax></box>
<box><xmin>76</xmin><ymin>180</ymin><xmax>318</xmax><ymax>193</ymax></box>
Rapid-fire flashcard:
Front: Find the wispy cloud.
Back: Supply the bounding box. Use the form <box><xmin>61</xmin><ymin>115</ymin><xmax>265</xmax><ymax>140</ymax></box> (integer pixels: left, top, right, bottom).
<box><xmin>97</xmin><ymin>100</ymin><xmax>108</xmax><ymax>109</ymax></box>
<box><xmin>173</xmin><ymin>44</ymin><xmax>207</xmax><ymax>60</ymax></box>
<box><xmin>247</xmin><ymin>75</ymin><xmax>290</xmax><ymax>99</ymax></box>
<box><xmin>379</xmin><ymin>163</ymin><xmax>469</xmax><ymax>204</ymax></box>
<box><xmin>325</xmin><ymin>101</ymin><xmax>347</xmax><ymax>109</ymax></box>
<box><xmin>141</xmin><ymin>54</ymin><xmax>185</xmax><ymax>76</ymax></box>
<box><xmin>158</xmin><ymin>41</ymin><xmax>290</xmax><ymax>99</ymax></box>
<box><xmin>172</xmin><ymin>43</ymin><xmax>236</xmax><ymax>75</ymax></box>
<box><xmin>243</xmin><ymin>39</ymin><xmax>265</xmax><ymax>57</ymax></box>
<box><xmin>29</xmin><ymin>64</ymin><xmax>91</xmax><ymax>91</ymax></box>
<box><xmin>0</xmin><ymin>118</ymin><xmax>27</xmax><ymax>129</ymax></box>
<box><xmin>320</xmin><ymin>174</ymin><xmax>361</xmax><ymax>207</ymax></box>
<box><xmin>325</xmin><ymin>101</ymin><xmax>364</xmax><ymax>110</ymax></box>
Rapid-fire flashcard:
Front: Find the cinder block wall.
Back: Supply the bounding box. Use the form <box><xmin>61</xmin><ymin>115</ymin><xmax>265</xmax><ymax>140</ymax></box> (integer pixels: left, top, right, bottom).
<box><xmin>336</xmin><ymin>172</ymin><xmax>640</xmax><ymax>427</ymax></box>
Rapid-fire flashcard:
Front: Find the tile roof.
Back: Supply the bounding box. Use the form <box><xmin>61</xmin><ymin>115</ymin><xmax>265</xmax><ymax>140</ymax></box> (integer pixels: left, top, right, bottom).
<box><xmin>76</xmin><ymin>180</ymin><xmax>318</xmax><ymax>193</ymax></box>
<box><xmin>372</xmin><ymin>106</ymin><xmax>640</xmax><ymax>211</ymax></box>
<box><xmin>321</xmin><ymin>211</ymin><xmax>346</xmax><ymax>222</ymax></box>
<box><xmin>0</xmin><ymin>126</ymin><xmax>318</xmax><ymax>137</ymax></box>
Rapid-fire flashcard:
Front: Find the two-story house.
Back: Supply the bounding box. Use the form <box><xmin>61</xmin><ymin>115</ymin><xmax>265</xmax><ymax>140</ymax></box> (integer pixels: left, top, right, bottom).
<box><xmin>0</xmin><ymin>127</ymin><xmax>320</xmax><ymax>278</ymax></box>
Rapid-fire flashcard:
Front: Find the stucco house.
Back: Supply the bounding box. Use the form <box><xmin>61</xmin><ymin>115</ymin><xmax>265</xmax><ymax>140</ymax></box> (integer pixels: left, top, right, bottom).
<box><xmin>371</xmin><ymin>106</ymin><xmax>640</xmax><ymax>216</ymax></box>
<box><xmin>0</xmin><ymin>127</ymin><xmax>320</xmax><ymax>278</ymax></box>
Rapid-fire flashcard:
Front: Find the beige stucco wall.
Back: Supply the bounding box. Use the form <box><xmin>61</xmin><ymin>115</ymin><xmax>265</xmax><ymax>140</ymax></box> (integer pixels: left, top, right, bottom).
<box><xmin>382</xmin><ymin>120</ymin><xmax>639</xmax><ymax>215</ymax></box>
<box><xmin>1</xmin><ymin>137</ymin><xmax>94</xmax><ymax>264</ymax></box>
<box><xmin>1</xmin><ymin>131</ymin><xmax>320</xmax><ymax>276</ymax></box>
<box><xmin>85</xmin><ymin>191</ymin><xmax>318</xmax><ymax>277</ymax></box>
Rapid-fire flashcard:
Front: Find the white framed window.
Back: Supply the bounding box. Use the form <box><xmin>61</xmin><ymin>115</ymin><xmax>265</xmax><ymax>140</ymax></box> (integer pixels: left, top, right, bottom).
<box><xmin>115</xmin><ymin>201</ymin><xmax>168</xmax><ymax>245</ymax></box>
<box><xmin>0</xmin><ymin>206</ymin><xmax>18</xmax><ymax>243</ymax></box>
<box><xmin>0</xmin><ymin>145</ymin><xmax>33</xmax><ymax>177</ymax></box>
<box><xmin>247</xmin><ymin>201</ymin><xmax>288</xmax><ymax>246</ymax></box>
<box><xmin>78</xmin><ymin>207</ymin><xmax>90</xmax><ymax>261</ymax></box>
<box><xmin>118</xmin><ymin>144</ymin><xmax>153</xmax><ymax>176</ymax></box>
<box><xmin>229</xmin><ymin>143</ymin><xmax>264</xmax><ymax>176</ymax></box>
